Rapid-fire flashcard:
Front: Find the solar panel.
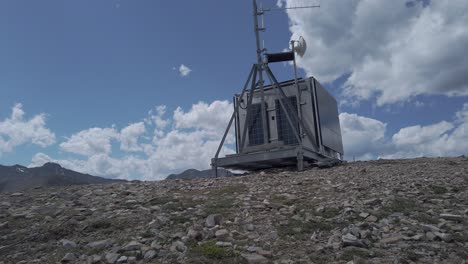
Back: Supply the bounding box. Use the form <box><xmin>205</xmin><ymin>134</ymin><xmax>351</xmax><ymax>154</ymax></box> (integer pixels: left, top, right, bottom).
<box><xmin>247</xmin><ymin>103</ymin><xmax>266</xmax><ymax>146</ymax></box>
<box><xmin>276</xmin><ymin>96</ymin><xmax>299</xmax><ymax>145</ymax></box>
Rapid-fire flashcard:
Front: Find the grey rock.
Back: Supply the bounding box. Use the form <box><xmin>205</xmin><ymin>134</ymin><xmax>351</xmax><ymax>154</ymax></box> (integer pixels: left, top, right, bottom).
<box><xmin>0</xmin><ymin>222</ymin><xmax>8</xmax><ymax>229</ymax></box>
<box><xmin>245</xmin><ymin>223</ymin><xmax>255</xmax><ymax>231</ymax></box>
<box><xmin>105</xmin><ymin>253</ymin><xmax>120</xmax><ymax>264</ymax></box>
<box><xmin>421</xmin><ymin>224</ymin><xmax>440</xmax><ymax>233</ymax></box>
<box><xmin>121</xmin><ymin>241</ymin><xmax>142</xmax><ymax>251</ymax></box>
<box><xmin>205</xmin><ymin>214</ymin><xmax>222</xmax><ymax>227</ymax></box>
<box><xmin>60</xmin><ymin>239</ymin><xmax>77</xmax><ymax>249</ymax></box>
<box><xmin>91</xmin><ymin>255</ymin><xmax>102</xmax><ymax>264</ymax></box>
<box><xmin>116</xmin><ymin>256</ymin><xmax>128</xmax><ymax>263</ymax></box>
<box><xmin>365</xmin><ymin>215</ymin><xmax>378</xmax><ymax>222</ymax></box>
<box><xmin>215</xmin><ymin>229</ymin><xmax>229</xmax><ymax>240</ymax></box>
<box><xmin>342</xmin><ymin>233</ymin><xmax>366</xmax><ymax>248</ymax></box>
<box><xmin>359</xmin><ymin>212</ymin><xmax>370</xmax><ymax>218</ymax></box>
<box><xmin>434</xmin><ymin>232</ymin><xmax>453</xmax><ymax>242</ymax></box>
<box><xmin>187</xmin><ymin>228</ymin><xmax>202</xmax><ymax>240</ymax></box>
<box><xmin>87</xmin><ymin>239</ymin><xmax>113</xmax><ymax>249</ymax></box>
<box><xmin>426</xmin><ymin>232</ymin><xmax>436</xmax><ymax>240</ymax></box>
<box><xmin>216</xmin><ymin>241</ymin><xmax>233</xmax><ymax>247</ymax></box>
<box><xmin>440</xmin><ymin>213</ymin><xmax>463</xmax><ymax>221</ymax></box>
<box><xmin>61</xmin><ymin>253</ymin><xmax>75</xmax><ymax>263</ymax></box>
<box><xmin>144</xmin><ymin>250</ymin><xmax>157</xmax><ymax>260</ymax></box>
<box><xmin>171</xmin><ymin>241</ymin><xmax>187</xmax><ymax>252</ymax></box>
<box><xmin>241</xmin><ymin>253</ymin><xmax>269</xmax><ymax>264</ymax></box>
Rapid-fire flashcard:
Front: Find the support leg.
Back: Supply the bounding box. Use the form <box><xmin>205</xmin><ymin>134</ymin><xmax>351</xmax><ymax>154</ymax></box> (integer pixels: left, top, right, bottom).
<box><xmin>297</xmin><ymin>150</ymin><xmax>304</xmax><ymax>171</ymax></box>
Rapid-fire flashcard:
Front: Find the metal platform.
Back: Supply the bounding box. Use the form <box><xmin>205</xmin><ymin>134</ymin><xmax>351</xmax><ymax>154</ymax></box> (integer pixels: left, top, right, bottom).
<box><xmin>214</xmin><ymin>146</ymin><xmax>327</xmax><ymax>170</ymax></box>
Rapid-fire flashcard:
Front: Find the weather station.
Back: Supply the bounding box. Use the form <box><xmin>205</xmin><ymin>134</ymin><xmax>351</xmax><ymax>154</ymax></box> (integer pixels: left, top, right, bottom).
<box><xmin>212</xmin><ymin>0</ymin><xmax>343</xmax><ymax>173</ymax></box>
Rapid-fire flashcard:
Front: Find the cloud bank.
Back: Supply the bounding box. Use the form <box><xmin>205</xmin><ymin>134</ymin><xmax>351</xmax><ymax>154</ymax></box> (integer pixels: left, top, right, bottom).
<box><xmin>30</xmin><ymin>101</ymin><xmax>235</xmax><ymax>180</ymax></box>
<box><xmin>340</xmin><ymin>103</ymin><xmax>468</xmax><ymax>160</ymax></box>
<box><xmin>0</xmin><ymin>103</ymin><xmax>55</xmax><ymax>155</ymax></box>
<box><xmin>2</xmin><ymin>100</ymin><xmax>466</xmax><ymax>180</ymax></box>
<box><xmin>279</xmin><ymin>0</ymin><xmax>468</xmax><ymax>105</ymax></box>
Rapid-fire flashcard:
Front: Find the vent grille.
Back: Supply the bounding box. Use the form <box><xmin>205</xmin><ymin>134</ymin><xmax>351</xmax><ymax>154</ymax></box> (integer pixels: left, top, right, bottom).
<box><xmin>276</xmin><ymin>96</ymin><xmax>299</xmax><ymax>145</ymax></box>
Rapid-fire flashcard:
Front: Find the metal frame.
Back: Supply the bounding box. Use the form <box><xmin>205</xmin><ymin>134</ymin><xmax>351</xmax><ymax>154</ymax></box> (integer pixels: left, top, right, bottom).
<box><xmin>211</xmin><ymin>0</ymin><xmax>329</xmax><ymax>176</ymax></box>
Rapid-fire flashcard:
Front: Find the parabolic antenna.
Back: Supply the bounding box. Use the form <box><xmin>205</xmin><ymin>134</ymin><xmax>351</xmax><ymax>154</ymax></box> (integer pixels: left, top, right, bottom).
<box><xmin>294</xmin><ymin>36</ymin><xmax>307</xmax><ymax>57</ymax></box>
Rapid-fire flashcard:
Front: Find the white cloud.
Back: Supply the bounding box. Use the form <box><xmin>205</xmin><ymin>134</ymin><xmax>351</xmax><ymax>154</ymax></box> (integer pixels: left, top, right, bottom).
<box><xmin>0</xmin><ymin>103</ymin><xmax>55</xmax><ymax>154</ymax></box>
<box><xmin>279</xmin><ymin>0</ymin><xmax>468</xmax><ymax>105</ymax></box>
<box><xmin>178</xmin><ymin>64</ymin><xmax>192</xmax><ymax>77</ymax></box>
<box><xmin>59</xmin><ymin>127</ymin><xmax>119</xmax><ymax>156</ymax></box>
<box><xmin>456</xmin><ymin>103</ymin><xmax>468</xmax><ymax>123</ymax></box>
<box><xmin>120</xmin><ymin>122</ymin><xmax>146</xmax><ymax>152</ymax></box>
<box><xmin>392</xmin><ymin>121</ymin><xmax>453</xmax><ymax>147</ymax></box>
<box><xmin>340</xmin><ymin>104</ymin><xmax>468</xmax><ymax>160</ymax></box>
<box><xmin>173</xmin><ymin>100</ymin><xmax>234</xmax><ymax>143</ymax></box>
<box><xmin>24</xmin><ymin>98</ymin><xmax>468</xmax><ymax>179</ymax></box>
<box><xmin>339</xmin><ymin>112</ymin><xmax>387</xmax><ymax>160</ymax></box>
<box><xmin>31</xmin><ymin>100</ymin><xmax>235</xmax><ymax>180</ymax></box>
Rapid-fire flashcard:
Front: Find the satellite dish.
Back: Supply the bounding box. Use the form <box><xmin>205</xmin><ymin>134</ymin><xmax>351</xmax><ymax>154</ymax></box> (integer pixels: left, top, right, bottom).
<box><xmin>294</xmin><ymin>36</ymin><xmax>307</xmax><ymax>57</ymax></box>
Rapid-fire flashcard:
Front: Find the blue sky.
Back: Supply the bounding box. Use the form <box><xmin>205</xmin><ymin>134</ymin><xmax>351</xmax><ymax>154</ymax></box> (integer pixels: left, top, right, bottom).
<box><xmin>1</xmin><ymin>0</ymin><xmax>467</xmax><ymax>179</ymax></box>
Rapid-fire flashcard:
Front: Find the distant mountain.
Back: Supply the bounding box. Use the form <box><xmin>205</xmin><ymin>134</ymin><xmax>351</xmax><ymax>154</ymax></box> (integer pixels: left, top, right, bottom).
<box><xmin>166</xmin><ymin>168</ymin><xmax>235</xmax><ymax>180</ymax></box>
<box><xmin>0</xmin><ymin>162</ymin><xmax>125</xmax><ymax>193</ymax></box>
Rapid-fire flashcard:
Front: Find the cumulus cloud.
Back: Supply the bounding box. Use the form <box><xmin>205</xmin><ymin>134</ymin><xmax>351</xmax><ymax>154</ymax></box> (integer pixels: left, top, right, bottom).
<box><xmin>0</xmin><ymin>103</ymin><xmax>55</xmax><ymax>154</ymax></box>
<box><xmin>59</xmin><ymin>127</ymin><xmax>119</xmax><ymax>156</ymax></box>
<box><xmin>340</xmin><ymin>104</ymin><xmax>468</xmax><ymax>160</ymax></box>
<box><xmin>173</xmin><ymin>100</ymin><xmax>234</xmax><ymax>143</ymax></box>
<box><xmin>120</xmin><ymin>122</ymin><xmax>146</xmax><ymax>152</ymax></box>
<box><xmin>24</xmin><ymin>97</ymin><xmax>468</xmax><ymax>179</ymax></box>
<box><xmin>177</xmin><ymin>64</ymin><xmax>192</xmax><ymax>77</ymax></box>
<box><xmin>279</xmin><ymin>0</ymin><xmax>468</xmax><ymax>105</ymax></box>
<box><xmin>339</xmin><ymin>112</ymin><xmax>387</xmax><ymax>160</ymax></box>
<box><xmin>31</xmin><ymin>100</ymin><xmax>235</xmax><ymax>180</ymax></box>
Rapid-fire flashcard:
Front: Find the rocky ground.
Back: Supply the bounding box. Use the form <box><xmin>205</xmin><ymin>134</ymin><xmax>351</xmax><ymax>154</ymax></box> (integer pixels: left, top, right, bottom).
<box><xmin>0</xmin><ymin>157</ymin><xmax>467</xmax><ymax>264</ymax></box>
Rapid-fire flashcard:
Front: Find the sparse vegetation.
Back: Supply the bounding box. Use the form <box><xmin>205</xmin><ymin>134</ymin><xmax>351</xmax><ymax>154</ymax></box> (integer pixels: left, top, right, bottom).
<box><xmin>412</xmin><ymin>212</ymin><xmax>438</xmax><ymax>224</ymax></box>
<box><xmin>204</xmin><ymin>198</ymin><xmax>236</xmax><ymax>216</ymax></box>
<box><xmin>277</xmin><ymin>219</ymin><xmax>333</xmax><ymax>239</ymax></box>
<box><xmin>271</xmin><ymin>194</ymin><xmax>295</xmax><ymax>206</ymax></box>
<box><xmin>378</xmin><ymin>198</ymin><xmax>418</xmax><ymax>217</ymax></box>
<box><xmin>190</xmin><ymin>241</ymin><xmax>234</xmax><ymax>259</ymax></box>
<box><xmin>405</xmin><ymin>251</ymin><xmax>422</xmax><ymax>262</ymax></box>
<box><xmin>340</xmin><ymin>247</ymin><xmax>370</xmax><ymax>261</ymax></box>
<box><xmin>318</xmin><ymin>207</ymin><xmax>341</xmax><ymax>219</ymax></box>
<box><xmin>429</xmin><ymin>185</ymin><xmax>448</xmax><ymax>194</ymax></box>
<box><xmin>208</xmin><ymin>184</ymin><xmax>248</xmax><ymax>196</ymax></box>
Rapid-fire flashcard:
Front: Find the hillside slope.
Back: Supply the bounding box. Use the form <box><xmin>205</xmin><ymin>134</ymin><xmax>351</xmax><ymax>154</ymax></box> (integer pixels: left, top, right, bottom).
<box><xmin>166</xmin><ymin>168</ymin><xmax>233</xmax><ymax>180</ymax></box>
<box><xmin>0</xmin><ymin>157</ymin><xmax>467</xmax><ymax>263</ymax></box>
<box><xmin>0</xmin><ymin>162</ymin><xmax>124</xmax><ymax>193</ymax></box>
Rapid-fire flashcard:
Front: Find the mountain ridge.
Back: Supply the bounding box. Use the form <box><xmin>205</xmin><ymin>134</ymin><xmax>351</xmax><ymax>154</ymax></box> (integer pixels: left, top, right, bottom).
<box><xmin>166</xmin><ymin>168</ymin><xmax>234</xmax><ymax>180</ymax></box>
<box><xmin>0</xmin><ymin>162</ymin><xmax>124</xmax><ymax>193</ymax></box>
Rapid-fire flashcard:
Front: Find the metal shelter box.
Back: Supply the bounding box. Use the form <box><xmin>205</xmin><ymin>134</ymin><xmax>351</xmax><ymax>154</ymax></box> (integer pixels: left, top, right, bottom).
<box><xmin>214</xmin><ymin>77</ymin><xmax>343</xmax><ymax>170</ymax></box>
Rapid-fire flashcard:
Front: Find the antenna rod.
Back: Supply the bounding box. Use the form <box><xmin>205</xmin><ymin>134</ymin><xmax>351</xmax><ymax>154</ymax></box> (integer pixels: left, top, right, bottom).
<box><xmin>265</xmin><ymin>5</ymin><xmax>320</xmax><ymax>11</ymax></box>
<box><xmin>253</xmin><ymin>0</ymin><xmax>268</xmax><ymax>145</ymax></box>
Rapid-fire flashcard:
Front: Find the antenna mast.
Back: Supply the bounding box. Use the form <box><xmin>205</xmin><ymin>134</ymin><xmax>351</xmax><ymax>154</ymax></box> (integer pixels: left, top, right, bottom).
<box><xmin>252</xmin><ymin>0</ymin><xmax>319</xmax><ymax>146</ymax></box>
<box><xmin>252</xmin><ymin>0</ymin><xmax>269</xmax><ymax>144</ymax></box>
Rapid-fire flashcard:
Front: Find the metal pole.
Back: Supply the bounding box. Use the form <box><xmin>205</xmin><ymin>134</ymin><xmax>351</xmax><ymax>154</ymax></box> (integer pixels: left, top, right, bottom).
<box><xmin>214</xmin><ymin>64</ymin><xmax>256</xmax><ymax>160</ymax></box>
<box><xmin>240</xmin><ymin>65</ymin><xmax>258</xmax><ymax>152</ymax></box>
<box><xmin>264</xmin><ymin>68</ymin><xmax>302</xmax><ymax>145</ymax></box>
<box><xmin>253</xmin><ymin>0</ymin><xmax>269</xmax><ymax>145</ymax></box>
<box><xmin>292</xmin><ymin>41</ymin><xmax>303</xmax><ymax>138</ymax></box>
<box><xmin>265</xmin><ymin>65</ymin><xmax>316</xmax><ymax>145</ymax></box>
<box><xmin>292</xmin><ymin>40</ymin><xmax>304</xmax><ymax>170</ymax></box>
<box><xmin>212</xmin><ymin>65</ymin><xmax>256</xmax><ymax>177</ymax></box>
